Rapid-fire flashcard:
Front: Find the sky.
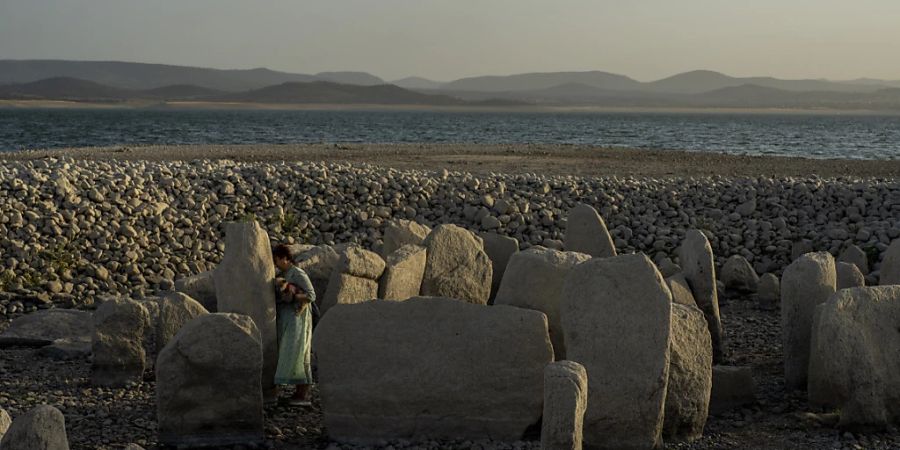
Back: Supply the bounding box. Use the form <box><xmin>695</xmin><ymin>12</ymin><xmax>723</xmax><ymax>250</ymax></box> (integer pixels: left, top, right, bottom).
<box><xmin>2</xmin><ymin>0</ymin><xmax>900</xmax><ymax>82</ymax></box>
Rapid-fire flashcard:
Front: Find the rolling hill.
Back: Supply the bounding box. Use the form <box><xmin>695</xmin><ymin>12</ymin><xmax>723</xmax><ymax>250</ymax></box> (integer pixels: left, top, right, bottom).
<box><xmin>441</xmin><ymin>71</ymin><xmax>643</xmax><ymax>92</ymax></box>
<box><xmin>216</xmin><ymin>81</ymin><xmax>463</xmax><ymax>105</ymax></box>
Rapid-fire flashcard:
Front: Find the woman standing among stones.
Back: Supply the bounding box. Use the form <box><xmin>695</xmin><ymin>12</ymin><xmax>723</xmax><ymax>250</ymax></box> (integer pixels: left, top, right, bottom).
<box><xmin>272</xmin><ymin>244</ymin><xmax>317</xmax><ymax>406</ymax></box>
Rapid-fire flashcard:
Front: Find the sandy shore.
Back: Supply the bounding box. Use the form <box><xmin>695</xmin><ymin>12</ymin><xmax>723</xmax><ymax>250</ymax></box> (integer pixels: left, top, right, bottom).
<box><xmin>4</xmin><ymin>143</ymin><xmax>899</xmax><ymax>178</ymax></box>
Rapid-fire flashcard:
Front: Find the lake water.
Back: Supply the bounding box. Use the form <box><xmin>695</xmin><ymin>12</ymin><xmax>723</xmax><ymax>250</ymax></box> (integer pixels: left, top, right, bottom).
<box><xmin>1</xmin><ymin>108</ymin><xmax>899</xmax><ymax>160</ymax></box>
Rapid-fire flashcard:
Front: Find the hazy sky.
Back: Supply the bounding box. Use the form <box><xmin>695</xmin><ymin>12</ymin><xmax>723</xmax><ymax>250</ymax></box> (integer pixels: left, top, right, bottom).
<box><xmin>2</xmin><ymin>0</ymin><xmax>900</xmax><ymax>81</ymax></box>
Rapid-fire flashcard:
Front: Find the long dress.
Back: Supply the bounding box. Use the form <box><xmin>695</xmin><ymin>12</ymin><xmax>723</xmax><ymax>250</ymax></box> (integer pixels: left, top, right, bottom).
<box><xmin>274</xmin><ymin>265</ymin><xmax>316</xmax><ymax>385</ymax></box>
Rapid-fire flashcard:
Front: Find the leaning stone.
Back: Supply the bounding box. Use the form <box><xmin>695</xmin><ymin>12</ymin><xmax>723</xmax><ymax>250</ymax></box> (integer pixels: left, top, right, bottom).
<box><xmin>421</xmin><ymin>224</ymin><xmax>492</xmax><ymax>305</ymax></box>
<box><xmin>563</xmin><ymin>203</ymin><xmax>616</xmax><ymax>258</ymax></box>
<box><xmin>709</xmin><ymin>366</ymin><xmax>757</xmax><ymax>414</ymax></box>
<box><xmin>836</xmin><ymin>262</ymin><xmax>866</xmax><ymax>290</ymax></box>
<box><xmin>680</xmin><ymin>229</ymin><xmax>727</xmax><ymax>363</ymax></box>
<box><xmin>314</xmin><ymin>297</ymin><xmax>552</xmax><ymax>442</ymax></box>
<box><xmin>213</xmin><ymin>221</ymin><xmax>277</xmax><ymax>402</ymax></box>
<box><xmin>780</xmin><ymin>252</ymin><xmax>836</xmax><ymax>389</ymax></box>
<box><xmin>880</xmin><ymin>239</ymin><xmax>900</xmax><ymax>285</ymax></box>
<box><xmin>174</xmin><ymin>271</ymin><xmax>217</xmax><ymax>312</ymax></box>
<box><xmin>156</xmin><ymin>292</ymin><xmax>209</xmax><ymax>351</ymax></box>
<box><xmin>157</xmin><ymin>313</ymin><xmax>264</xmax><ymax>447</ymax></box>
<box><xmin>541</xmin><ymin>361</ymin><xmax>588</xmax><ymax>450</ymax></box>
<box><xmin>0</xmin><ymin>309</ymin><xmax>92</xmax><ymax>346</ymax></box>
<box><xmin>495</xmin><ymin>247</ymin><xmax>590</xmax><ymax>359</ymax></box>
<box><xmin>838</xmin><ymin>244</ymin><xmax>870</xmax><ymax>275</ymax></box>
<box><xmin>91</xmin><ymin>298</ymin><xmax>150</xmax><ymax>387</ymax></box>
<box><xmin>379</xmin><ymin>245</ymin><xmax>427</xmax><ymax>301</ymax></box>
<box><xmin>667</xmin><ymin>273</ymin><xmax>698</xmax><ymax>307</ymax></box>
<box><xmin>808</xmin><ymin>286</ymin><xmax>900</xmax><ymax>428</ymax></box>
<box><xmin>664</xmin><ymin>304</ymin><xmax>712</xmax><ymax>443</ymax></box>
<box><xmin>561</xmin><ymin>253</ymin><xmax>671</xmax><ymax>450</ymax></box>
<box><xmin>757</xmin><ymin>273</ymin><xmax>780</xmax><ymax>311</ymax></box>
<box><xmin>479</xmin><ymin>232</ymin><xmax>520</xmax><ymax>303</ymax></box>
<box><xmin>382</xmin><ymin>220</ymin><xmax>431</xmax><ymax>257</ymax></box>
<box><xmin>321</xmin><ymin>274</ymin><xmax>378</xmax><ymax>315</ymax></box>
<box><xmin>720</xmin><ymin>255</ymin><xmax>760</xmax><ymax>293</ymax></box>
<box><xmin>0</xmin><ymin>405</ymin><xmax>69</xmax><ymax>450</ymax></box>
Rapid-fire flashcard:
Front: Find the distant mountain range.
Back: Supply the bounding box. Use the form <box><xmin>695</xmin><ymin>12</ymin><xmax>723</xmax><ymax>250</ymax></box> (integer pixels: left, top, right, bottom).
<box><xmin>3</xmin><ymin>60</ymin><xmax>900</xmax><ymax>109</ymax></box>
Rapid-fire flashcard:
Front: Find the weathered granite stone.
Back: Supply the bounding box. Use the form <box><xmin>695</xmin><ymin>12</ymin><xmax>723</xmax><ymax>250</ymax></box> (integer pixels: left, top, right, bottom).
<box><xmin>157</xmin><ymin>313</ymin><xmax>264</xmax><ymax>447</ymax></box>
<box><xmin>0</xmin><ymin>405</ymin><xmax>69</xmax><ymax>450</ymax></box>
<box><xmin>321</xmin><ymin>248</ymin><xmax>384</xmax><ymax>315</ymax></box>
<box><xmin>541</xmin><ymin>360</ymin><xmax>588</xmax><ymax>450</ymax></box>
<box><xmin>0</xmin><ymin>408</ymin><xmax>10</xmax><ymax>443</ymax></box>
<box><xmin>479</xmin><ymin>232</ymin><xmax>519</xmax><ymax>303</ymax></box>
<box><xmin>838</xmin><ymin>244</ymin><xmax>869</xmax><ymax>275</ymax></box>
<box><xmin>709</xmin><ymin>366</ymin><xmax>757</xmax><ymax>414</ymax></box>
<box><xmin>667</xmin><ymin>272</ymin><xmax>698</xmax><ymax>307</ymax></box>
<box><xmin>91</xmin><ymin>298</ymin><xmax>151</xmax><ymax>387</ymax></box>
<box><xmin>0</xmin><ymin>309</ymin><xmax>92</xmax><ymax>346</ymax></box>
<box><xmin>680</xmin><ymin>229</ymin><xmax>727</xmax><ymax>363</ymax></box>
<box><xmin>335</xmin><ymin>246</ymin><xmax>385</xmax><ymax>280</ymax></box>
<box><xmin>379</xmin><ymin>244</ymin><xmax>427</xmax><ymax>301</ymax></box>
<box><xmin>561</xmin><ymin>253</ymin><xmax>671</xmax><ymax>450</ymax></box>
<box><xmin>421</xmin><ymin>224</ymin><xmax>492</xmax><ymax>304</ymax></box>
<box><xmin>664</xmin><ymin>304</ymin><xmax>712</xmax><ymax>443</ymax></box>
<box><xmin>880</xmin><ymin>239</ymin><xmax>900</xmax><ymax>285</ymax></box>
<box><xmin>564</xmin><ymin>203</ymin><xmax>616</xmax><ymax>258</ymax></box>
<box><xmin>757</xmin><ymin>273</ymin><xmax>780</xmax><ymax>311</ymax></box>
<box><xmin>174</xmin><ymin>271</ymin><xmax>217</xmax><ymax>312</ymax></box>
<box><xmin>314</xmin><ymin>297</ymin><xmax>552</xmax><ymax>442</ymax></box>
<box><xmin>836</xmin><ymin>261</ymin><xmax>866</xmax><ymax>290</ymax></box>
<box><xmin>720</xmin><ymin>255</ymin><xmax>760</xmax><ymax>293</ymax></box>
<box><xmin>156</xmin><ymin>292</ymin><xmax>209</xmax><ymax>351</ymax></box>
<box><xmin>382</xmin><ymin>219</ymin><xmax>431</xmax><ymax>257</ymax></box>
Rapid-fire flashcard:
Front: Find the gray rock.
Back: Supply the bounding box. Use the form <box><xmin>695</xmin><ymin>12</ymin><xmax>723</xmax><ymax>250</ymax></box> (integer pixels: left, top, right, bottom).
<box><xmin>664</xmin><ymin>303</ymin><xmax>712</xmax><ymax>443</ymax></box>
<box><xmin>0</xmin><ymin>405</ymin><xmax>69</xmax><ymax>450</ymax></box>
<box><xmin>720</xmin><ymin>255</ymin><xmax>760</xmax><ymax>293</ymax></box>
<box><xmin>709</xmin><ymin>366</ymin><xmax>757</xmax><ymax>414</ymax></box>
<box><xmin>0</xmin><ymin>408</ymin><xmax>9</xmax><ymax>442</ymax></box>
<box><xmin>296</xmin><ymin>245</ymin><xmax>341</xmax><ymax>301</ymax></box>
<box><xmin>836</xmin><ymin>261</ymin><xmax>866</xmax><ymax>290</ymax></box>
<box><xmin>379</xmin><ymin>245</ymin><xmax>427</xmax><ymax>301</ymax></box>
<box><xmin>478</xmin><ymin>232</ymin><xmax>520</xmax><ymax>303</ymax></box>
<box><xmin>667</xmin><ymin>272</ymin><xmax>698</xmax><ymax>307</ymax></box>
<box><xmin>838</xmin><ymin>244</ymin><xmax>870</xmax><ymax>275</ymax></box>
<box><xmin>880</xmin><ymin>239</ymin><xmax>900</xmax><ymax>285</ymax></box>
<box><xmin>561</xmin><ymin>253</ymin><xmax>671</xmax><ymax>450</ymax></box>
<box><xmin>314</xmin><ymin>297</ymin><xmax>552</xmax><ymax>442</ymax></box>
<box><xmin>541</xmin><ymin>360</ymin><xmax>588</xmax><ymax>450</ymax></box>
<box><xmin>321</xmin><ymin>274</ymin><xmax>378</xmax><ymax>315</ymax></box>
<box><xmin>757</xmin><ymin>273</ymin><xmax>780</xmax><ymax>311</ymax></box>
<box><xmin>563</xmin><ymin>203</ymin><xmax>616</xmax><ymax>258</ymax></box>
<box><xmin>657</xmin><ymin>258</ymin><xmax>682</xmax><ymax>278</ymax></box>
<box><xmin>155</xmin><ymin>292</ymin><xmax>209</xmax><ymax>351</ymax></box>
<box><xmin>334</xmin><ymin>246</ymin><xmax>386</xmax><ymax>280</ymax></box>
<box><xmin>37</xmin><ymin>338</ymin><xmax>91</xmax><ymax>361</ymax></box>
<box><xmin>91</xmin><ymin>298</ymin><xmax>151</xmax><ymax>387</ymax></box>
<box><xmin>157</xmin><ymin>313</ymin><xmax>264</xmax><ymax>447</ymax></box>
<box><xmin>680</xmin><ymin>230</ymin><xmax>727</xmax><ymax>363</ymax></box>
<box><xmin>0</xmin><ymin>309</ymin><xmax>92</xmax><ymax>346</ymax></box>
<box><xmin>174</xmin><ymin>271</ymin><xmax>217</xmax><ymax>312</ymax></box>
<box><xmin>382</xmin><ymin>220</ymin><xmax>431</xmax><ymax>257</ymax></box>
<box><xmin>421</xmin><ymin>224</ymin><xmax>493</xmax><ymax>305</ymax></box>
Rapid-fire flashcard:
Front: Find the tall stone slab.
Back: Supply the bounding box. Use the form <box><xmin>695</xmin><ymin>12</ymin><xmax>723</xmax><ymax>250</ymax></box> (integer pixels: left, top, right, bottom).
<box><xmin>561</xmin><ymin>253</ymin><xmax>672</xmax><ymax>450</ymax></box>
<box><xmin>91</xmin><ymin>298</ymin><xmax>150</xmax><ymax>387</ymax></box>
<box><xmin>479</xmin><ymin>232</ymin><xmax>520</xmax><ymax>303</ymax></box>
<box><xmin>321</xmin><ymin>246</ymin><xmax>385</xmax><ymax>315</ymax></box>
<box><xmin>880</xmin><ymin>239</ymin><xmax>900</xmax><ymax>285</ymax></box>
<box><xmin>494</xmin><ymin>247</ymin><xmax>590</xmax><ymax>359</ymax></box>
<box><xmin>314</xmin><ymin>297</ymin><xmax>552</xmax><ymax>442</ymax></box>
<box><xmin>564</xmin><ymin>203</ymin><xmax>616</xmax><ymax>258</ymax></box>
<box><xmin>379</xmin><ymin>244</ymin><xmax>427</xmax><ymax>301</ymax></box>
<box><xmin>421</xmin><ymin>224</ymin><xmax>493</xmax><ymax>304</ymax></box>
<box><xmin>780</xmin><ymin>251</ymin><xmax>836</xmax><ymax>389</ymax></box>
<box><xmin>541</xmin><ymin>360</ymin><xmax>588</xmax><ymax>450</ymax></box>
<box><xmin>157</xmin><ymin>313</ymin><xmax>264</xmax><ymax>447</ymax></box>
<box><xmin>680</xmin><ymin>229</ymin><xmax>727</xmax><ymax>363</ymax></box>
<box><xmin>0</xmin><ymin>405</ymin><xmax>69</xmax><ymax>450</ymax></box>
<box><xmin>213</xmin><ymin>221</ymin><xmax>277</xmax><ymax>401</ymax></box>
<box><xmin>664</xmin><ymin>304</ymin><xmax>712</xmax><ymax>443</ymax></box>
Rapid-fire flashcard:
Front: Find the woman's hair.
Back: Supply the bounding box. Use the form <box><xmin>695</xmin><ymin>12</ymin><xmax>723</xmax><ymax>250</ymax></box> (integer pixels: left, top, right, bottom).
<box><xmin>272</xmin><ymin>244</ymin><xmax>294</xmax><ymax>261</ymax></box>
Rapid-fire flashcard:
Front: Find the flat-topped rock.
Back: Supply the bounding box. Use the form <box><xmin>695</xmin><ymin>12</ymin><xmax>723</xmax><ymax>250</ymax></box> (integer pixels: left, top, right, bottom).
<box><xmin>335</xmin><ymin>246</ymin><xmax>386</xmax><ymax>280</ymax></box>
<box><xmin>421</xmin><ymin>224</ymin><xmax>492</xmax><ymax>304</ymax></box>
<box><xmin>0</xmin><ymin>309</ymin><xmax>92</xmax><ymax>346</ymax></box>
<box><xmin>564</xmin><ymin>203</ymin><xmax>616</xmax><ymax>258</ymax></box>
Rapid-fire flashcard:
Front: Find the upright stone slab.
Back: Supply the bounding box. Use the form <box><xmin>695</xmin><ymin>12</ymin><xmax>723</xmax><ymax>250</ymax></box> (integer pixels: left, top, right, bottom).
<box><xmin>564</xmin><ymin>203</ymin><xmax>616</xmax><ymax>258</ymax></box>
<box><xmin>379</xmin><ymin>244</ymin><xmax>427</xmax><ymax>301</ymax></box>
<box><xmin>321</xmin><ymin>246</ymin><xmax>385</xmax><ymax>315</ymax></box>
<box><xmin>666</xmin><ymin>273</ymin><xmax>698</xmax><ymax>307</ymax></box>
<box><xmin>174</xmin><ymin>271</ymin><xmax>217</xmax><ymax>312</ymax></box>
<box><xmin>156</xmin><ymin>292</ymin><xmax>209</xmax><ymax>350</ymax></box>
<box><xmin>541</xmin><ymin>361</ymin><xmax>588</xmax><ymax>450</ymax></box>
<box><xmin>808</xmin><ymin>286</ymin><xmax>900</xmax><ymax>428</ymax></box>
<box><xmin>157</xmin><ymin>313</ymin><xmax>264</xmax><ymax>447</ymax></box>
<box><xmin>0</xmin><ymin>405</ymin><xmax>69</xmax><ymax>450</ymax></box>
<box><xmin>720</xmin><ymin>255</ymin><xmax>760</xmax><ymax>293</ymax></box>
<box><xmin>383</xmin><ymin>219</ymin><xmax>431</xmax><ymax>257</ymax></box>
<box><xmin>780</xmin><ymin>251</ymin><xmax>836</xmax><ymax>389</ymax></box>
<box><xmin>838</xmin><ymin>244</ymin><xmax>869</xmax><ymax>275</ymax></box>
<box><xmin>314</xmin><ymin>297</ymin><xmax>552</xmax><ymax>442</ymax></box>
<box><xmin>479</xmin><ymin>232</ymin><xmax>520</xmax><ymax>303</ymax></box>
<box><xmin>213</xmin><ymin>221</ymin><xmax>277</xmax><ymax>401</ymax></box>
<box><xmin>680</xmin><ymin>229</ymin><xmax>727</xmax><ymax>363</ymax></box>
<box><xmin>757</xmin><ymin>273</ymin><xmax>780</xmax><ymax>311</ymax></box>
<box><xmin>561</xmin><ymin>253</ymin><xmax>672</xmax><ymax>450</ymax></box>
<box><xmin>836</xmin><ymin>261</ymin><xmax>865</xmax><ymax>290</ymax></box>
<box><xmin>880</xmin><ymin>239</ymin><xmax>900</xmax><ymax>285</ymax></box>
<box><xmin>494</xmin><ymin>247</ymin><xmax>590</xmax><ymax>359</ymax></box>
<box><xmin>421</xmin><ymin>224</ymin><xmax>493</xmax><ymax>304</ymax></box>
<box><xmin>91</xmin><ymin>298</ymin><xmax>150</xmax><ymax>387</ymax></box>
<box><xmin>664</xmin><ymin>304</ymin><xmax>712</xmax><ymax>443</ymax></box>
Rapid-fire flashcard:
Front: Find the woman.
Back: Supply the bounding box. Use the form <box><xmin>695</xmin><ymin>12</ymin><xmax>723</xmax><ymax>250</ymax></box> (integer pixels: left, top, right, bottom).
<box><xmin>272</xmin><ymin>244</ymin><xmax>316</xmax><ymax>406</ymax></box>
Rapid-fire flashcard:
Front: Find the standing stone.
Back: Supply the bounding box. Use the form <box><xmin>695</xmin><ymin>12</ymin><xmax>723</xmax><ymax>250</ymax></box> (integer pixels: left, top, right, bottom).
<box><xmin>0</xmin><ymin>408</ymin><xmax>10</xmax><ymax>442</ymax></box>
<box><xmin>91</xmin><ymin>298</ymin><xmax>150</xmax><ymax>387</ymax></box>
<box><xmin>561</xmin><ymin>253</ymin><xmax>671</xmax><ymax>450</ymax></box>
<box><xmin>156</xmin><ymin>292</ymin><xmax>209</xmax><ymax>350</ymax></box>
<box><xmin>213</xmin><ymin>221</ymin><xmax>277</xmax><ymax>402</ymax></box>
<box><xmin>838</xmin><ymin>244</ymin><xmax>869</xmax><ymax>275</ymax></box>
<box><xmin>836</xmin><ymin>261</ymin><xmax>866</xmax><ymax>290</ymax></box>
<box><xmin>383</xmin><ymin>219</ymin><xmax>431</xmax><ymax>257</ymax></box>
<box><xmin>666</xmin><ymin>273</ymin><xmax>698</xmax><ymax>307</ymax></box>
<box><xmin>757</xmin><ymin>273</ymin><xmax>780</xmax><ymax>311</ymax></box>
<box><xmin>680</xmin><ymin>230</ymin><xmax>727</xmax><ymax>363</ymax></box>
<box><xmin>0</xmin><ymin>405</ymin><xmax>69</xmax><ymax>450</ymax></box>
<box><xmin>479</xmin><ymin>232</ymin><xmax>520</xmax><ymax>303</ymax></box>
<box><xmin>664</xmin><ymin>304</ymin><xmax>712</xmax><ymax>443</ymax></box>
<box><xmin>808</xmin><ymin>286</ymin><xmax>900</xmax><ymax>428</ymax></box>
<box><xmin>709</xmin><ymin>366</ymin><xmax>757</xmax><ymax>414</ymax></box>
<box><xmin>720</xmin><ymin>255</ymin><xmax>760</xmax><ymax>293</ymax></box>
<box><xmin>295</xmin><ymin>245</ymin><xmax>341</xmax><ymax>300</ymax></box>
<box><xmin>494</xmin><ymin>247</ymin><xmax>590</xmax><ymax>359</ymax></box>
<box><xmin>174</xmin><ymin>271</ymin><xmax>217</xmax><ymax>312</ymax></box>
<box><xmin>321</xmin><ymin>246</ymin><xmax>385</xmax><ymax>315</ymax></box>
<box><xmin>780</xmin><ymin>251</ymin><xmax>836</xmax><ymax>389</ymax></box>
<box><xmin>541</xmin><ymin>361</ymin><xmax>588</xmax><ymax>450</ymax></box>
<box><xmin>157</xmin><ymin>313</ymin><xmax>264</xmax><ymax>447</ymax></box>
<box><xmin>379</xmin><ymin>244</ymin><xmax>427</xmax><ymax>301</ymax></box>
<box><xmin>880</xmin><ymin>239</ymin><xmax>900</xmax><ymax>285</ymax></box>
<box><xmin>564</xmin><ymin>203</ymin><xmax>616</xmax><ymax>258</ymax></box>
<box><xmin>421</xmin><ymin>224</ymin><xmax>493</xmax><ymax>304</ymax></box>
<box><xmin>314</xmin><ymin>297</ymin><xmax>552</xmax><ymax>442</ymax></box>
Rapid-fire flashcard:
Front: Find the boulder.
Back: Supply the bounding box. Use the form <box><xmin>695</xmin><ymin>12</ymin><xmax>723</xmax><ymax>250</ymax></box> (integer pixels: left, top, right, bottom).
<box><xmin>838</xmin><ymin>244</ymin><xmax>870</xmax><ymax>275</ymax></box>
<box><xmin>780</xmin><ymin>252</ymin><xmax>836</xmax><ymax>389</ymax></box>
<box><xmin>296</xmin><ymin>245</ymin><xmax>341</xmax><ymax>300</ymax></box>
<box><xmin>494</xmin><ymin>247</ymin><xmax>590</xmax><ymax>359</ymax></box>
<box><xmin>91</xmin><ymin>298</ymin><xmax>151</xmax><ymax>387</ymax></box>
<box><xmin>836</xmin><ymin>262</ymin><xmax>866</xmax><ymax>290</ymax></box>
<box><xmin>666</xmin><ymin>273</ymin><xmax>698</xmax><ymax>307</ymax></box>
<box><xmin>0</xmin><ymin>309</ymin><xmax>92</xmax><ymax>347</ymax></box>
<box><xmin>0</xmin><ymin>408</ymin><xmax>9</xmax><ymax>441</ymax></box>
<box><xmin>156</xmin><ymin>292</ymin><xmax>209</xmax><ymax>351</ymax></box>
<box><xmin>314</xmin><ymin>297</ymin><xmax>552</xmax><ymax>442</ymax></box>
<box><xmin>0</xmin><ymin>405</ymin><xmax>69</xmax><ymax>450</ymax></box>
<box><xmin>560</xmin><ymin>253</ymin><xmax>671</xmax><ymax>450</ymax></box>
<box><xmin>421</xmin><ymin>224</ymin><xmax>493</xmax><ymax>304</ymax></box>
<box><xmin>335</xmin><ymin>246</ymin><xmax>386</xmax><ymax>280</ymax></box>
<box><xmin>479</xmin><ymin>232</ymin><xmax>520</xmax><ymax>303</ymax></box>
<box><xmin>709</xmin><ymin>366</ymin><xmax>757</xmax><ymax>414</ymax></box>
<box><xmin>157</xmin><ymin>313</ymin><xmax>264</xmax><ymax>447</ymax></box>
<box><xmin>321</xmin><ymin>274</ymin><xmax>379</xmax><ymax>315</ymax></box>
<box><xmin>757</xmin><ymin>273</ymin><xmax>780</xmax><ymax>311</ymax></box>
<box><xmin>174</xmin><ymin>271</ymin><xmax>217</xmax><ymax>312</ymax></box>
<box><xmin>541</xmin><ymin>360</ymin><xmax>588</xmax><ymax>450</ymax></box>
<box><xmin>664</xmin><ymin>304</ymin><xmax>712</xmax><ymax>443</ymax></box>
<box><xmin>213</xmin><ymin>221</ymin><xmax>277</xmax><ymax>402</ymax></box>
<box><xmin>379</xmin><ymin>244</ymin><xmax>427</xmax><ymax>301</ymax></box>
<box><xmin>382</xmin><ymin>219</ymin><xmax>431</xmax><ymax>257</ymax></box>
<box><xmin>880</xmin><ymin>239</ymin><xmax>900</xmax><ymax>285</ymax></box>
<box><xmin>680</xmin><ymin>229</ymin><xmax>727</xmax><ymax>363</ymax></box>
<box><xmin>563</xmin><ymin>203</ymin><xmax>616</xmax><ymax>258</ymax></box>
<box><xmin>720</xmin><ymin>255</ymin><xmax>760</xmax><ymax>293</ymax></box>
<box><xmin>808</xmin><ymin>286</ymin><xmax>900</xmax><ymax>428</ymax></box>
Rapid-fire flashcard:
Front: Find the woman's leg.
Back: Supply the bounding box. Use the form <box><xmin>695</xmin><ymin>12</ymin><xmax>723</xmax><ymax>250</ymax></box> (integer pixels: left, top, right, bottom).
<box><xmin>292</xmin><ymin>384</ymin><xmax>310</xmax><ymax>401</ymax></box>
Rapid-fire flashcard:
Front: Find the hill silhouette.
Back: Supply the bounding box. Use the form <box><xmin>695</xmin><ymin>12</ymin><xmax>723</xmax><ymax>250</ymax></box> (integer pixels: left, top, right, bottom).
<box><xmin>216</xmin><ymin>81</ymin><xmax>463</xmax><ymax>105</ymax></box>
